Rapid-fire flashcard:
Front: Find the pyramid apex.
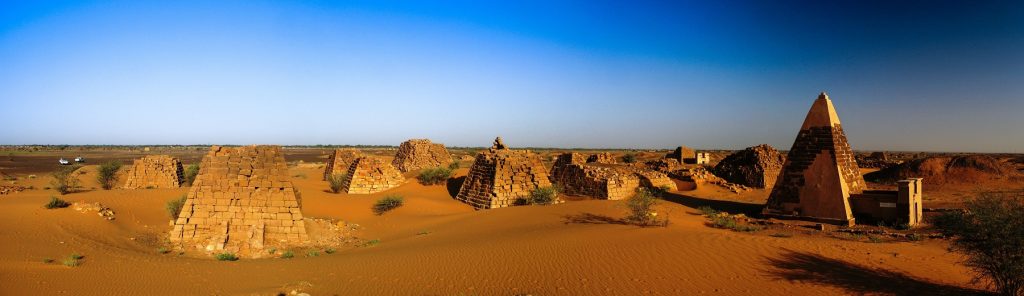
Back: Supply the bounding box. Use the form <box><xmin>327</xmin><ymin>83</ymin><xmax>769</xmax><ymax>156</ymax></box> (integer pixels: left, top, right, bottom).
<box><xmin>801</xmin><ymin>92</ymin><xmax>842</xmax><ymax>129</ymax></box>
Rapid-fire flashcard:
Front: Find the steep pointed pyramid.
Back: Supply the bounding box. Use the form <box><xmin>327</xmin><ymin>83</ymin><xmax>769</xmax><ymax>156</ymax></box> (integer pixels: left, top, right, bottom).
<box><xmin>764</xmin><ymin>92</ymin><xmax>867</xmax><ymax>224</ymax></box>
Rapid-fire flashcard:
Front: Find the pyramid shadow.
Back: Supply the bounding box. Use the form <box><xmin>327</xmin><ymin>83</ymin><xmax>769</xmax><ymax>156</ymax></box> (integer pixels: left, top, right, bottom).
<box><xmin>446</xmin><ymin>176</ymin><xmax>465</xmax><ymax>198</ymax></box>
<box><xmin>661</xmin><ymin>191</ymin><xmax>764</xmax><ymax>216</ymax></box>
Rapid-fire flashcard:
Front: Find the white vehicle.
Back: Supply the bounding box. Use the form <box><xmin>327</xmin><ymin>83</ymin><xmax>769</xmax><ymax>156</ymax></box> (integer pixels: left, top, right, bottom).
<box><xmin>58</xmin><ymin>158</ymin><xmax>70</xmax><ymax>165</ymax></box>
<box><xmin>74</xmin><ymin>157</ymin><xmax>84</xmax><ymax>163</ymax></box>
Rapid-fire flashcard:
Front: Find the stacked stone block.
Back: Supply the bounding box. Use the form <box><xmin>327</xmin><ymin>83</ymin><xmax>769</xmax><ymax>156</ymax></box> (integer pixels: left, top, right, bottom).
<box><xmin>324</xmin><ymin>149</ymin><xmax>361</xmax><ymax>180</ymax></box>
<box><xmin>123</xmin><ymin>155</ymin><xmax>184</xmax><ymax>189</ymax></box>
<box><xmin>712</xmin><ymin>144</ymin><xmax>784</xmax><ymax>189</ymax></box>
<box><xmin>550</xmin><ymin>153</ymin><xmax>677</xmax><ymax>200</ymax></box>
<box><xmin>667</xmin><ymin>145</ymin><xmax>697</xmax><ymax>164</ymax></box>
<box><xmin>392</xmin><ymin>139</ymin><xmax>453</xmax><ymax>172</ymax></box>
<box><xmin>341</xmin><ymin>157</ymin><xmax>405</xmax><ymax>194</ymax></box>
<box><xmin>456</xmin><ymin>137</ymin><xmax>553</xmax><ymax>209</ymax></box>
<box><xmin>586</xmin><ymin>152</ymin><xmax>617</xmax><ymax>164</ymax></box>
<box><xmin>169</xmin><ymin>145</ymin><xmax>307</xmax><ymax>255</ymax></box>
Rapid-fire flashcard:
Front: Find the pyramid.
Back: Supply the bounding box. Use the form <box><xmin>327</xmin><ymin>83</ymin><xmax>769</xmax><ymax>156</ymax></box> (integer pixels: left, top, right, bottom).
<box><xmin>550</xmin><ymin>153</ymin><xmax>677</xmax><ymax>200</ymax></box>
<box><xmin>341</xmin><ymin>156</ymin><xmax>405</xmax><ymax>194</ymax></box>
<box><xmin>712</xmin><ymin>144</ymin><xmax>784</xmax><ymax>189</ymax></box>
<box><xmin>456</xmin><ymin>137</ymin><xmax>553</xmax><ymax>209</ymax></box>
<box><xmin>666</xmin><ymin>145</ymin><xmax>696</xmax><ymax>163</ymax></box>
<box><xmin>169</xmin><ymin>145</ymin><xmax>307</xmax><ymax>255</ymax></box>
<box><xmin>764</xmin><ymin>92</ymin><xmax>867</xmax><ymax>224</ymax></box>
<box><xmin>392</xmin><ymin>139</ymin><xmax>453</xmax><ymax>172</ymax></box>
<box><xmin>323</xmin><ymin>149</ymin><xmax>361</xmax><ymax>180</ymax></box>
<box><xmin>123</xmin><ymin>155</ymin><xmax>184</xmax><ymax>189</ymax></box>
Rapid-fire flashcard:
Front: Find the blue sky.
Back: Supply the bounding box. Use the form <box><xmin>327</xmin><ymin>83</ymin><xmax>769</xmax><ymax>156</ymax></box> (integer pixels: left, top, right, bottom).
<box><xmin>0</xmin><ymin>1</ymin><xmax>1021</xmax><ymax>152</ymax></box>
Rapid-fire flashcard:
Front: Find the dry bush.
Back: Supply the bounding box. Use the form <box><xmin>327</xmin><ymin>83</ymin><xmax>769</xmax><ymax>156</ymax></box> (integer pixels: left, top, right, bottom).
<box><xmin>50</xmin><ymin>165</ymin><xmax>80</xmax><ymax>195</ymax></box>
<box><xmin>417</xmin><ymin>167</ymin><xmax>453</xmax><ymax>185</ymax></box>
<box><xmin>935</xmin><ymin>193</ymin><xmax>1024</xmax><ymax>296</ymax></box>
<box><xmin>624</xmin><ymin>188</ymin><xmax>666</xmax><ymax>226</ymax></box>
<box><xmin>373</xmin><ymin>195</ymin><xmax>404</xmax><ymax>215</ymax></box>
<box><xmin>165</xmin><ymin>195</ymin><xmax>187</xmax><ymax>219</ymax></box>
<box><xmin>182</xmin><ymin>163</ymin><xmax>200</xmax><ymax>186</ymax></box>
<box><xmin>327</xmin><ymin>174</ymin><xmax>348</xmax><ymax>193</ymax></box>
<box><xmin>96</xmin><ymin>161</ymin><xmax>122</xmax><ymax>190</ymax></box>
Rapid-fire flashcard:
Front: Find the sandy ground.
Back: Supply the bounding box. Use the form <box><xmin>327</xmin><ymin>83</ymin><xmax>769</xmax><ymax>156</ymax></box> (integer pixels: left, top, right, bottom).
<box><xmin>0</xmin><ymin>153</ymin><xmax>991</xmax><ymax>295</ymax></box>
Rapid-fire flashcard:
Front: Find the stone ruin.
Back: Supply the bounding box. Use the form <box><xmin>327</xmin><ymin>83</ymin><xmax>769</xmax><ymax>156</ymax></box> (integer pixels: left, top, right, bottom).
<box><xmin>550</xmin><ymin>152</ymin><xmax>677</xmax><ymax>200</ymax></box>
<box><xmin>696</xmin><ymin>152</ymin><xmax>711</xmax><ymax>165</ymax></box>
<box><xmin>456</xmin><ymin>137</ymin><xmax>553</xmax><ymax>209</ymax></box>
<box><xmin>323</xmin><ymin>149</ymin><xmax>361</xmax><ymax>180</ymax></box>
<box><xmin>763</xmin><ymin>93</ymin><xmax>922</xmax><ymax>226</ymax></box>
<box><xmin>712</xmin><ymin>144</ymin><xmax>784</xmax><ymax>189</ymax></box>
<box><xmin>340</xmin><ymin>156</ymin><xmax>405</xmax><ymax>194</ymax></box>
<box><xmin>666</xmin><ymin>145</ymin><xmax>697</xmax><ymax>164</ymax></box>
<box><xmin>586</xmin><ymin>152</ymin><xmax>617</xmax><ymax>164</ymax></box>
<box><xmin>170</xmin><ymin>145</ymin><xmax>308</xmax><ymax>255</ymax></box>
<box><xmin>123</xmin><ymin>155</ymin><xmax>184</xmax><ymax>189</ymax></box>
<box><xmin>392</xmin><ymin>139</ymin><xmax>453</xmax><ymax>172</ymax></box>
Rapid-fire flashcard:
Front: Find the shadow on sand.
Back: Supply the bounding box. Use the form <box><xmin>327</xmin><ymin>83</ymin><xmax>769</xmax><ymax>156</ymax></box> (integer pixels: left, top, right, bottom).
<box><xmin>562</xmin><ymin>212</ymin><xmax>627</xmax><ymax>225</ymax></box>
<box><xmin>764</xmin><ymin>250</ymin><xmax>988</xmax><ymax>295</ymax></box>
<box><xmin>446</xmin><ymin>176</ymin><xmax>465</xmax><ymax>198</ymax></box>
<box><xmin>660</xmin><ymin>191</ymin><xmax>764</xmax><ymax>216</ymax></box>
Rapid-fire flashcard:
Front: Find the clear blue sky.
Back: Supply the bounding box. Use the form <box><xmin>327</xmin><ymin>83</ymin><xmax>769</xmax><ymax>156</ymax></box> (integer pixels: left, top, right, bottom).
<box><xmin>1</xmin><ymin>1</ymin><xmax>1021</xmax><ymax>152</ymax></box>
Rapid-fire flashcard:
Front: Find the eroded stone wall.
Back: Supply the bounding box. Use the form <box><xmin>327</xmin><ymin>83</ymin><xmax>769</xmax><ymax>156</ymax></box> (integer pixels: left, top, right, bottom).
<box><xmin>341</xmin><ymin>157</ymin><xmax>405</xmax><ymax>194</ymax></box>
<box><xmin>123</xmin><ymin>155</ymin><xmax>183</xmax><ymax>189</ymax></box>
<box><xmin>323</xmin><ymin>149</ymin><xmax>361</xmax><ymax>180</ymax></box>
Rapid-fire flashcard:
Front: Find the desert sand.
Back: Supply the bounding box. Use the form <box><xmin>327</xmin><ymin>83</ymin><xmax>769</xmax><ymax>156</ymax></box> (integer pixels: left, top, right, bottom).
<box><xmin>0</xmin><ymin>150</ymin><xmax>992</xmax><ymax>295</ymax></box>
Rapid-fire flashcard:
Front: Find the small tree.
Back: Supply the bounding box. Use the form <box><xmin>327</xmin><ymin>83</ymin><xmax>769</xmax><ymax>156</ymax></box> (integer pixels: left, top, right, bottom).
<box><xmin>96</xmin><ymin>161</ymin><xmax>122</xmax><ymax>190</ymax></box>
<box><xmin>622</xmin><ymin>153</ymin><xmax>637</xmax><ymax>163</ymax></box>
<box><xmin>327</xmin><ymin>173</ymin><xmax>348</xmax><ymax>194</ymax></box>
<box><xmin>165</xmin><ymin>195</ymin><xmax>187</xmax><ymax>219</ymax></box>
<box><xmin>50</xmin><ymin>165</ymin><xmax>80</xmax><ymax>195</ymax></box>
<box><xmin>935</xmin><ymin>193</ymin><xmax>1024</xmax><ymax>296</ymax></box>
<box><xmin>182</xmin><ymin>163</ymin><xmax>200</xmax><ymax>186</ymax></box>
<box><xmin>624</xmin><ymin>188</ymin><xmax>663</xmax><ymax>226</ymax></box>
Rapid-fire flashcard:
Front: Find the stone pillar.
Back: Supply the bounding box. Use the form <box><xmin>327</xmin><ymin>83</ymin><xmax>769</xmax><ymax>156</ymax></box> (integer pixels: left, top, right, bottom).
<box><xmin>897</xmin><ymin>178</ymin><xmax>923</xmax><ymax>226</ymax></box>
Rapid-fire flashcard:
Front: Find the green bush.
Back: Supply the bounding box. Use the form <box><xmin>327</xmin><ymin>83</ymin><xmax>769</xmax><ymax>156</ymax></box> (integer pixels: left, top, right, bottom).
<box><xmin>96</xmin><ymin>161</ymin><xmax>122</xmax><ymax>190</ymax></box>
<box><xmin>622</xmin><ymin>153</ymin><xmax>637</xmax><ymax>163</ymax></box>
<box><xmin>306</xmin><ymin>250</ymin><xmax>320</xmax><ymax>257</ymax></box>
<box><xmin>524</xmin><ymin>186</ymin><xmax>559</xmax><ymax>205</ymax></box>
<box><xmin>935</xmin><ymin>193</ymin><xmax>1024</xmax><ymax>296</ymax></box>
<box><xmin>50</xmin><ymin>165</ymin><xmax>80</xmax><ymax>195</ymax></box>
<box><xmin>698</xmin><ymin>206</ymin><xmax>719</xmax><ymax>216</ymax></box>
<box><xmin>280</xmin><ymin>251</ymin><xmax>294</xmax><ymax>259</ymax></box>
<box><xmin>710</xmin><ymin>216</ymin><xmax>763</xmax><ymax>232</ymax></box>
<box><xmin>214</xmin><ymin>252</ymin><xmax>238</xmax><ymax>261</ymax></box>
<box><xmin>373</xmin><ymin>195</ymin><xmax>404</xmax><ymax>215</ymax></box>
<box><xmin>447</xmin><ymin>161</ymin><xmax>460</xmax><ymax>170</ymax></box>
<box><xmin>327</xmin><ymin>173</ymin><xmax>348</xmax><ymax>194</ymax></box>
<box><xmin>165</xmin><ymin>195</ymin><xmax>187</xmax><ymax>219</ymax></box>
<box><xmin>44</xmin><ymin>196</ymin><xmax>70</xmax><ymax>209</ymax></box>
<box><xmin>624</xmin><ymin>188</ymin><xmax>662</xmax><ymax>226</ymax></box>
<box><xmin>183</xmin><ymin>163</ymin><xmax>200</xmax><ymax>186</ymax></box>
<box><xmin>416</xmin><ymin>167</ymin><xmax>453</xmax><ymax>185</ymax></box>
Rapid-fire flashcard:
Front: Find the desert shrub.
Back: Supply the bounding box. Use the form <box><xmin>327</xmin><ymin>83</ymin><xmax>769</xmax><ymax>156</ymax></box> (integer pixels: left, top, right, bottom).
<box><xmin>214</xmin><ymin>252</ymin><xmax>238</xmax><ymax>261</ymax></box>
<box><xmin>934</xmin><ymin>193</ymin><xmax>1024</xmax><ymax>296</ymax></box>
<box><xmin>280</xmin><ymin>251</ymin><xmax>294</xmax><ymax>259</ymax></box>
<box><xmin>416</xmin><ymin>167</ymin><xmax>453</xmax><ymax>185</ymax></box>
<box><xmin>327</xmin><ymin>173</ymin><xmax>348</xmax><ymax>194</ymax></box>
<box><xmin>624</xmin><ymin>188</ymin><xmax>663</xmax><ymax>226</ymax></box>
<box><xmin>373</xmin><ymin>195</ymin><xmax>404</xmax><ymax>215</ymax></box>
<box><xmin>62</xmin><ymin>257</ymin><xmax>80</xmax><ymax>267</ymax></box>
<box><xmin>44</xmin><ymin>196</ymin><xmax>70</xmax><ymax>209</ymax></box>
<box><xmin>361</xmin><ymin>239</ymin><xmax>381</xmax><ymax>247</ymax></box>
<box><xmin>157</xmin><ymin>247</ymin><xmax>170</xmax><ymax>254</ymax></box>
<box><xmin>324</xmin><ymin>248</ymin><xmax>336</xmax><ymax>254</ymax></box>
<box><xmin>698</xmin><ymin>206</ymin><xmax>719</xmax><ymax>216</ymax></box>
<box><xmin>448</xmin><ymin>161</ymin><xmax>460</xmax><ymax>170</ymax></box>
<box><xmin>96</xmin><ymin>161</ymin><xmax>122</xmax><ymax>190</ymax></box>
<box><xmin>622</xmin><ymin>153</ymin><xmax>637</xmax><ymax>163</ymax></box>
<box><xmin>182</xmin><ymin>163</ymin><xmax>200</xmax><ymax>186</ymax></box>
<box><xmin>165</xmin><ymin>195</ymin><xmax>187</xmax><ymax>219</ymax></box>
<box><xmin>710</xmin><ymin>216</ymin><xmax>763</xmax><ymax>232</ymax></box>
<box><xmin>306</xmin><ymin>250</ymin><xmax>320</xmax><ymax>257</ymax></box>
<box><xmin>50</xmin><ymin>165</ymin><xmax>80</xmax><ymax>195</ymax></box>
<box><xmin>524</xmin><ymin>186</ymin><xmax>559</xmax><ymax>205</ymax></box>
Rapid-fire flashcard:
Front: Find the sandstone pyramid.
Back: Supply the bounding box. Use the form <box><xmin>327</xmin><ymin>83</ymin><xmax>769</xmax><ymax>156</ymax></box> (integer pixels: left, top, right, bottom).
<box><xmin>550</xmin><ymin>153</ymin><xmax>677</xmax><ymax>200</ymax></box>
<box><xmin>169</xmin><ymin>145</ymin><xmax>307</xmax><ymax>255</ymax></box>
<box><xmin>392</xmin><ymin>139</ymin><xmax>453</xmax><ymax>172</ymax></box>
<box><xmin>712</xmin><ymin>144</ymin><xmax>784</xmax><ymax>189</ymax></box>
<box><xmin>764</xmin><ymin>92</ymin><xmax>867</xmax><ymax>224</ymax></box>
<box><xmin>666</xmin><ymin>145</ymin><xmax>696</xmax><ymax>164</ymax></box>
<box><xmin>123</xmin><ymin>155</ymin><xmax>184</xmax><ymax>189</ymax></box>
<box><xmin>341</xmin><ymin>156</ymin><xmax>405</xmax><ymax>194</ymax></box>
<box><xmin>323</xmin><ymin>148</ymin><xmax>361</xmax><ymax>180</ymax></box>
<box><xmin>456</xmin><ymin>137</ymin><xmax>553</xmax><ymax>209</ymax></box>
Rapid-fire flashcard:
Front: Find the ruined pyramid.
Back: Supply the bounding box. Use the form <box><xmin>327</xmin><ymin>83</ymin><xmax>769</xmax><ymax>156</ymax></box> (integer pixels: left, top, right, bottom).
<box><xmin>123</xmin><ymin>155</ymin><xmax>184</xmax><ymax>189</ymax></box>
<box><xmin>323</xmin><ymin>148</ymin><xmax>361</xmax><ymax>180</ymax></box>
<box><xmin>392</xmin><ymin>139</ymin><xmax>453</xmax><ymax>172</ymax></box>
<box><xmin>341</xmin><ymin>156</ymin><xmax>405</xmax><ymax>194</ymax></box>
<box><xmin>764</xmin><ymin>92</ymin><xmax>867</xmax><ymax>224</ymax></box>
<box><xmin>456</xmin><ymin>137</ymin><xmax>553</xmax><ymax>209</ymax></box>
<box><xmin>169</xmin><ymin>145</ymin><xmax>307</xmax><ymax>255</ymax></box>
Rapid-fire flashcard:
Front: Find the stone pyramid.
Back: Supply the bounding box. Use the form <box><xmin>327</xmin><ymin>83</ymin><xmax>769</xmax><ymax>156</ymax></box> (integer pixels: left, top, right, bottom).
<box><xmin>392</xmin><ymin>139</ymin><xmax>453</xmax><ymax>172</ymax></box>
<box><xmin>323</xmin><ymin>148</ymin><xmax>361</xmax><ymax>180</ymax></box>
<box><xmin>550</xmin><ymin>153</ymin><xmax>677</xmax><ymax>200</ymax></box>
<box><xmin>764</xmin><ymin>92</ymin><xmax>867</xmax><ymax>224</ymax></box>
<box><xmin>341</xmin><ymin>156</ymin><xmax>405</xmax><ymax>194</ymax></box>
<box><xmin>123</xmin><ymin>155</ymin><xmax>184</xmax><ymax>189</ymax></box>
<box><xmin>456</xmin><ymin>137</ymin><xmax>553</xmax><ymax>209</ymax></box>
<box><xmin>169</xmin><ymin>145</ymin><xmax>307</xmax><ymax>255</ymax></box>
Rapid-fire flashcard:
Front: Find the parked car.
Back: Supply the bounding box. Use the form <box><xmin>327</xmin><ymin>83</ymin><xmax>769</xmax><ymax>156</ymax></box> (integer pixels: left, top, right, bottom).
<box><xmin>74</xmin><ymin>156</ymin><xmax>85</xmax><ymax>163</ymax></box>
<box><xmin>58</xmin><ymin>158</ymin><xmax>70</xmax><ymax>165</ymax></box>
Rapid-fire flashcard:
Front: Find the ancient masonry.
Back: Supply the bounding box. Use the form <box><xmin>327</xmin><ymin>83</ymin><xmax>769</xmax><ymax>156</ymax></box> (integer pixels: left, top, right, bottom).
<box><xmin>586</xmin><ymin>152</ymin><xmax>617</xmax><ymax>164</ymax></box>
<box><xmin>712</xmin><ymin>144</ymin><xmax>784</xmax><ymax>189</ymax></box>
<box><xmin>550</xmin><ymin>153</ymin><xmax>677</xmax><ymax>200</ymax></box>
<box><xmin>169</xmin><ymin>145</ymin><xmax>307</xmax><ymax>254</ymax></box>
<box><xmin>123</xmin><ymin>155</ymin><xmax>184</xmax><ymax>189</ymax></box>
<box><xmin>456</xmin><ymin>137</ymin><xmax>553</xmax><ymax>209</ymax></box>
<box><xmin>763</xmin><ymin>93</ymin><xmax>869</xmax><ymax>224</ymax></box>
<box><xmin>341</xmin><ymin>156</ymin><xmax>405</xmax><ymax>194</ymax></box>
<box><xmin>392</xmin><ymin>139</ymin><xmax>453</xmax><ymax>172</ymax></box>
<box><xmin>323</xmin><ymin>149</ymin><xmax>361</xmax><ymax>180</ymax></box>
<box><xmin>667</xmin><ymin>145</ymin><xmax>697</xmax><ymax>164</ymax></box>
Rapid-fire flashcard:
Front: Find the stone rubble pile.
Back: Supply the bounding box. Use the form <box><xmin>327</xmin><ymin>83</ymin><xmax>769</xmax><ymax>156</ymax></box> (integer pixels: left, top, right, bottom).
<box><xmin>392</xmin><ymin>139</ymin><xmax>453</xmax><ymax>172</ymax></box>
